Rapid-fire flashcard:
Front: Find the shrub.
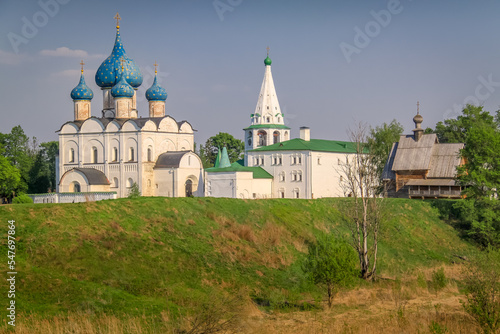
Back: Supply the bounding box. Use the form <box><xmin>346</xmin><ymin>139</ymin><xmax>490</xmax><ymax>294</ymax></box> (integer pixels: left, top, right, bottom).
<box><xmin>12</xmin><ymin>194</ymin><xmax>33</xmax><ymax>204</ymax></box>
<box><xmin>127</xmin><ymin>182</ymin><xmax>141</xmax><ymax>198</ymax></box>
<box><xmin>302</xmin><ymin>235</ymin><xmax>358</xmax><ymax>308</ymax></box>
<box><xmin>462</xmin><ymin>248</ymin><xmax>500</xmax><ymax>334</ymax></box>
<box><xmin>430</xmin><ymin>267</ymin><xmax>447</xmax><ymax>293</ymax></box>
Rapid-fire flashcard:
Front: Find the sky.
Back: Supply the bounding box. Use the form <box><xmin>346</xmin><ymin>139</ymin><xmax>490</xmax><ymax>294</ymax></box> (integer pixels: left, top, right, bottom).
<box><xmin>1</xmin><ymin>0</ymin><xmax>500</xmax><ymax>145</ymax></box>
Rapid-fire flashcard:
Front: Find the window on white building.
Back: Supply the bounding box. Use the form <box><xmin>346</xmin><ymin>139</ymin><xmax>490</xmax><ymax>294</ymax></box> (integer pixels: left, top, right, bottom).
<box><xmin>126</xmin><ymin>178</ymin><xmax>133</xmax><ymax>188</ymax></box>
<box><xmin>147</xmin><ymin>147</ymin><xmax>152</xmax><ymax>162</ymax></box>
<box><xmin>279</xmin><ymin>172</ymin><xmax>285</xmax><ymax>182</ymax></box>
<box><xmin>293</xmin><ymin>188</ymin><xmax>300</xmax><ymax>199</ymax></box>
<box><xmin>92</xmin><ymin>147</ymin><xmax>98</xmax><ymax>163</ymax></box>
<box><xmin>279</xmin><ymin>188</ymin><xmax>285</xmax><ymax>198</ymax></box>
<box><xmin>112</xmin><ymin>147</ymin><xmax>118</xmax><ymax>162</ymax></box>
<box><xmin>298</xmin><ymin>171</ymin><xmax>303</xmax><ymax>182</ymax></box>
<box><xmin>69</xmin><ymin>148</ymin><xmax>75</xmax><ymax>163</ymax></box>
<box><xmin>129</xmin><ymin>147</ymin><xmax>135</xmax><ymax>162</ymax></box>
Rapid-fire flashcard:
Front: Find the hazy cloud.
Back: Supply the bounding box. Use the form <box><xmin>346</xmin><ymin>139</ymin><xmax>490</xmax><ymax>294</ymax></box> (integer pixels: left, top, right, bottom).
<box><xmin>40</xmin><ymin>47</ymin><xmax>105</xmax><ymax>59</ymax></box>
<box><xmin>51</xmin><ymin>69</ymin><xmax>95</xmax><ymax>77</ymax></box>
<box><xmin>0</xmin><ymin>49</ymin><xmax>30</xmax><ymax>65</ymax></box>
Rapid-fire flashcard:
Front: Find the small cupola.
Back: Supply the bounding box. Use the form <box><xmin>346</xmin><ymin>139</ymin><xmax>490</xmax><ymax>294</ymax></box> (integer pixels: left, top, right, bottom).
<box><xmin>412</xmin><ymin>101</ymin><xmax>424</xmax><ymax>141</ymax></box>
<box><xmin>111</xmin><ymin>58</ymin><xmax>136</xmax><ymax>118</ymax></box>
<box><xmin>146</xmin><ymin>62</ymin><xmax>168</xmax><ymax>118</ymax></box>
<box><xmin>71</xmin><ymin>60</ymin><xmax>93</xmax><ymax>121</ymax></box>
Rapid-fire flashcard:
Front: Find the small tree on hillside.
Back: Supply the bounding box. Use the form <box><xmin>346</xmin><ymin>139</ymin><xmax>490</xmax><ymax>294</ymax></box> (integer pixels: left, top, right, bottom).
<box><xmin>463</xmin><ymin>248</ymin><xmax>500</xmax><ymax>334</ymax></box>
<box><xmin>128</xmin><ymin>182</ymin><xmax>141</xmax><ymax>198</ymax></box>
<box><xmin>339</xmin><ymin>122</ymin><xmax>384</xmax><ymax>280</ymax></box>
<box><xmin>302</xmin><ymin>236</ymin><xmax>358</xmax><ymax>308</ymax></box>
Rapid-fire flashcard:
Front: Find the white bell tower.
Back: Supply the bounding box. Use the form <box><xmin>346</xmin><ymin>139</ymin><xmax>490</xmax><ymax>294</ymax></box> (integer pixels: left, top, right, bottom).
<box><xmin>244</xmin><ymin>48</ymin><xmax>290</xmax><ymax>156</ymax></box>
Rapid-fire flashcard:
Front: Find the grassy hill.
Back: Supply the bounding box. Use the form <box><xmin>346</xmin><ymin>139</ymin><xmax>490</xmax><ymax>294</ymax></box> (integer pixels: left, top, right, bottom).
<box><xmin>0</xmin><ymin>197</ymin><xmax>474</xmax><ymax>332</ymax></box>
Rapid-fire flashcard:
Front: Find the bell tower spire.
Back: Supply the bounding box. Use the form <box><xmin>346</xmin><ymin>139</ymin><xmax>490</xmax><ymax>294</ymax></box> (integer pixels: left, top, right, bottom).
<box><xmin>244</xmin><ymin>49</ymin><xmax>290</xmax><ymax>156</ymax></box>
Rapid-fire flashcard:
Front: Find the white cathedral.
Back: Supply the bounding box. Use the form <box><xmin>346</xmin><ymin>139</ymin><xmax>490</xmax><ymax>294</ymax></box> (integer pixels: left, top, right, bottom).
<box><xmin>48</xmin><ymin>15</ymin><xmax>360</xmax><ymax>202</ymax></box>
<box><xmin>56</xmin><ymin>17</ymin><xmax>203</xmax><ymax>199</ymax></box>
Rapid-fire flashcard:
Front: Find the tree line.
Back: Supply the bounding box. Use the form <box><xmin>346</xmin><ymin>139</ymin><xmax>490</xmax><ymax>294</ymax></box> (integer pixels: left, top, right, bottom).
<box><xmin>0</xmin><ymin>125</ymin><xmax>58</xmax><ymax>202</ymax></box>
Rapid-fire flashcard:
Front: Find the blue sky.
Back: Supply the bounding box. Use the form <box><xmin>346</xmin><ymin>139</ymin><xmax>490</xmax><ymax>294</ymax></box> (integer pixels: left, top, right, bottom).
<box><xmin>1</xmin><ymin>0</ymin><xmax>500</xmax><ymax>145</ymax></box>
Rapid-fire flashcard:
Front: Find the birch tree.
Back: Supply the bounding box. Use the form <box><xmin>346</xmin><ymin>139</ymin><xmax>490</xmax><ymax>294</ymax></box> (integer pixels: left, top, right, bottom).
<box><xmin>339</xmin><ymin>122</ymin><xmax>383</xmax><ymax>280</ymax></box>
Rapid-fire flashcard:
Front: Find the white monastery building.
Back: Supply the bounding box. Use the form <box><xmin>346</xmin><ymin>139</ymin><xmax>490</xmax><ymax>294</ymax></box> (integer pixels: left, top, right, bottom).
<box><xmin>56</xmin><ymin>16</ymin><xmax>203</xmax><ymax>199</ymax></box>
<box><xmin>205</xmin><ymin>53</ymin><xmax>360</xmax><ymax>199</ymax></box>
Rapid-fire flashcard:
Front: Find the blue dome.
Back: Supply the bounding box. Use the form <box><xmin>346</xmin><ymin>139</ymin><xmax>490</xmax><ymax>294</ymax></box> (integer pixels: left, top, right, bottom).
<box><xmin>95</xmin><ymin>29</ymin><xmax>143</xmax><ymax>88</ymax></box>
<box><xmin>70</xmin><ymin>74</ymin><xmax>94</xmax><ymax>100</ymax></box>
<box><xmin>111</xmin><ymin>71</ymin><xmax>134</xmax><ymax>98</ymax></box>
<box><xmin>145</xmin><ymin>75</ymin><xmax>167</xmax><ymax>101</ymax></box>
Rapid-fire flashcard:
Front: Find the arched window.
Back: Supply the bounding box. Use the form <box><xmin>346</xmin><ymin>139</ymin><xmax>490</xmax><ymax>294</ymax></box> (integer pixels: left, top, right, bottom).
<box><xmin>92</xmin><ymin>147</ymin><xmax>98</xmax><ymax>163</ymax></box>
<box><xmin>294</xmin><ymin>188</ymin><xmax>300</xmax><ymax>199</ymax></box>
<box><xmin>273</xmin><ymin>131</ymin><xmax>280</xmax><ymax>144</ymax></box>
<box><xmin>72</xmin><ymin>181</ymin><xmax>80</xmax><ymax>193</ymax></box>
<box><xmin>185</xmin><ymin>179</ymin><xmax>193</xmax><ymax>197</ymax></box>
<box><xmin>129</xmin><ymin>147</ymin><xmax>135</xmax><ymax>161</ymax></box>
<box><xmin>69</xmin><ymin>148</ymin><xmax>75</xmax><ymax>163</ymax></box>
<box><xmin>126</xmin><ymin>178</ymin><xmax>133</xmax><ymax>188</ymax></box>
<box><xmin>257</xmin><ymin>130</ymin><xmax>267</xmax><ymax>146</ymax></box>
<box><xmin>279</xmin><ymin>172</ymin><xmax>285</xmax><ymax>182</ymax></box>
<box><xmin>279</xmin><ymin>188</ymin><xmax>285</xmax><ymax>198</ymax></box>
<box><xmin>113</xmin><ymin>177</ymin><xmax>119</xmax><ymax>188</ymax></box>
<box><xmin>284</xmin><ymin>131</ymin><xmax>289</xmax><ymax>141</ymax></box>
<box><xmin>112</xmin><ymin>147</ymin><xmax>118</xmax><ymax>162</ymax></box>
<box><xmin>266</xmin><ymin>117</ymin><xmax>270</xmax><ymax>123</ymax></box>
<box><xmin>147</xmin><ymin>147</ymin><xmax>152</xmax><ymax>162</ymax></box>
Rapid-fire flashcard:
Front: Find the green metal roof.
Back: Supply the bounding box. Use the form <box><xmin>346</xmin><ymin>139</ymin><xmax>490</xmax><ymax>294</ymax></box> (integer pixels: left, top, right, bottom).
<box><xmin>249</xmin><ymin>138</ymin><xmax>367</xmax><ymax>153</ymax></box>
<box><xmin>243</xmin><ymin>124</ymin><xmax>290</xmax><ymax>130</ymax></box>
<box><xmin>205</xmin><ymin>162</ymin><xmax>273</xmax><ymax>179</ymax></box>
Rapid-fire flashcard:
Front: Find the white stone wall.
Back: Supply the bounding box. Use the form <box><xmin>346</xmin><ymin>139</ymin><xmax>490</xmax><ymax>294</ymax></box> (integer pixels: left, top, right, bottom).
<box><xmin>205</xmin><ymin>171</ymin><xmax>272</xmax><ymax>199</ymax></box>
<box><xmin>246</xmin><ymin>150</ymin><xmax>356</xmax><ymax>199</ymax></box>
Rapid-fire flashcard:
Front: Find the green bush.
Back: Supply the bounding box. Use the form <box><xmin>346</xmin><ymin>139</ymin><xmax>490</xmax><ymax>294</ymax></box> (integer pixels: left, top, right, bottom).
<box><xmin>12</xmin><ymin>194</ymin><xmax>33</xmax><ymax>204</ymax></box>
<box><xmin>127</xmin><ymin>182</ymin><xmax>141</xmax><ymax>198</ymax></box>
<box><xmin>462</xmin><ymin>248</ymin><xmax>500</xmax><ymax>334</ymax></box>
<box><xmin>302</xmin><ymin>235</ymin><xmax>358</xmax><ymax>308</ymax></box>
<box><xmin>430</xmin><ymin>267</ymin><xmax>447</xmax><ymax>292</ymax></box>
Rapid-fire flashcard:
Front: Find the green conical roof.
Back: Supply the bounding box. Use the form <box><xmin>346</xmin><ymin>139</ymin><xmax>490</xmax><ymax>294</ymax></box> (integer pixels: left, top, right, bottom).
<box><xmin>219</xmin><ymin>147</ymin><xmax>231</xmax><ymax>168</ymax></box>
<box><xmin>214</xmin><ymin>148</ymin><xmax>221</xmax><ymax>168</ymax></box>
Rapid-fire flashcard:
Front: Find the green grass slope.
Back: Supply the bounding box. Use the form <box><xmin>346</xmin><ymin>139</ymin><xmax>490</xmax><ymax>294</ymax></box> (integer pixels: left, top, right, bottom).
<box><xmin>0</xmin><ymin>197</ymin><xmax>472</xmax><ymax>318</ymax></box>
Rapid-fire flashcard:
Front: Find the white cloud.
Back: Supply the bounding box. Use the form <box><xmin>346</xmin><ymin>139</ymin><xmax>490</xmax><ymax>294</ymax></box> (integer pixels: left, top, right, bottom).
<box><xmin>40</xmin><ymin>47</ymin><xmax>105</xmax><ymax>59</ymax></box>
<box><xmin>51</xmin><ymin>69</ymin><xmax>95</xmax><ymax>78</ymax></box>
<box><xmin>0</xmin><ymin>49</ymin><xmax>30</xmax><ymax>65</ymax></box>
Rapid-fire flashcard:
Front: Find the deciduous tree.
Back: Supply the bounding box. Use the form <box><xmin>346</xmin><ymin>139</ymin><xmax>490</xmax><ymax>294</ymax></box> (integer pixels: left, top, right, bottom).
<box><xmin>199</xmin><ymin>132</ymin><xmax>244</xmax><ymax>168</ymax></box>
<box><xmin>302</xmin><ymin>236</ymin><xmax>357</xmax><ymax>308</ymax></box>
<box><xmin>339</xmin><ymin>122</ymin><xmax>383</xmax><ymax>280</ymax></box>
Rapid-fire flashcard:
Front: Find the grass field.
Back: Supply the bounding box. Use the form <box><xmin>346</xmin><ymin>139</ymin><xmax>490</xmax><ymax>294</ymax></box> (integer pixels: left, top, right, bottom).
<box><xmin>0</xmin><ymin>197</ymin><xmax>476</xmax><ymax>333</ymax></box>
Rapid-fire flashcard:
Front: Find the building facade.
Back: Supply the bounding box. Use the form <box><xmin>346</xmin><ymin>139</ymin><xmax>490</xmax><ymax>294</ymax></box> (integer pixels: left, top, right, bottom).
<box><xmin>382</xmin><ymin>113</ymin><xmax>464</xmax><ymax>198</ymax></box>
<box><xmin>206</xmin><ymin>54</ymin><xmax>360</xmax><ymax>199</ymax></box>
<box><xmin>57</xmin><ymin>17</ymin><xmax>203</xmax><ymax>198</ymax></box>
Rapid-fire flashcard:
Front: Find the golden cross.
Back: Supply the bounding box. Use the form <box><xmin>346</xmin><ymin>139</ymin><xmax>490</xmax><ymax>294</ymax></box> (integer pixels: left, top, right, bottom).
<box><xmin>417</xmin><ymin>101</ymin><xmax>420</xmax><ymax>114</ymax></box>
<box><xmin>153</xmin><ymin>61</ymin><xmax>158</xmax><ymax>75</ymax></box>
<box><xmin>80</xmin><ymin>59</ymin><xmax>85</xmax><ymax>74</ymax></box>
<box><xmin>120</xmin><ymin>57</ymin><xmax>126</xmax><ymax>71</ymax></box>
<box><xmin>114</xmin><ymin>12</ymin><xmax>121</xmax><ymax>28</ymax></box>
<box><xmin>266</xmin><ymin>46</ymin><xmax>270</xmax><ymax>56</ymax></box>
